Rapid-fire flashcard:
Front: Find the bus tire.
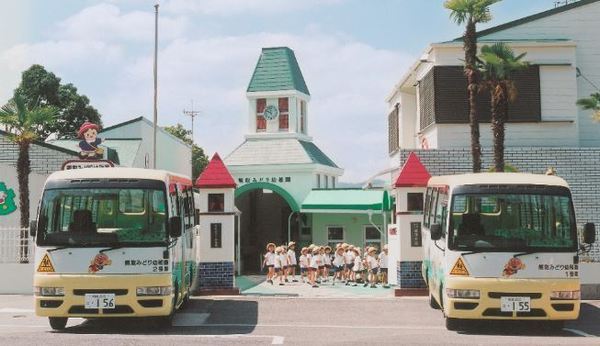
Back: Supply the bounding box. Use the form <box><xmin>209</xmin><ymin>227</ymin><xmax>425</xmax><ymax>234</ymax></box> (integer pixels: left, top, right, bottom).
<box><xmin>445</xmin><ymin>317</ymin><xmax>462</xmax><ymax>331</ymax></box>
<box><xmin>49</xmin><ymin>317</ymin><xmax>68</xmax><ymax>330</ymax></box>
<box><xmin>429</xmin><ymin>294</ymin><xmax>441</xmax><ymax>309</ymax></box>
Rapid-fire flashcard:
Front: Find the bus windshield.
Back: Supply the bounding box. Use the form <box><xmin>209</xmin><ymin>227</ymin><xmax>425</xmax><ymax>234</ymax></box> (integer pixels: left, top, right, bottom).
<box><xmin>448</xmin><ymin>193</ymin><xmax>577</xmax><ymax>252</ymax></box>
<box><xmin>37</xmin><ymin>188</ymin><xmax>168</xmax><ymax>247</ymax></box>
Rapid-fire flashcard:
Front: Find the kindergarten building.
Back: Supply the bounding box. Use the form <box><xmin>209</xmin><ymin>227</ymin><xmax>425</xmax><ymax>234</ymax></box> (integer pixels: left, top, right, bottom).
<box><xmin>225</xmin><ymin>47</ymin><xmax>391</xmax><ymax>274</ymax></box>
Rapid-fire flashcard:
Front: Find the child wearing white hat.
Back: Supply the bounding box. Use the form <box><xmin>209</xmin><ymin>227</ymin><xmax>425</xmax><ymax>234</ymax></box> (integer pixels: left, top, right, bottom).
<box><xmin>379</xmin><ymin>245</ymin><xmax>389</xmax><ymax>288</ymax></box>
<box><xmin>287</xmin><ymin>242</ymin><xmax>298</xmax><ymax>282</ymax></box>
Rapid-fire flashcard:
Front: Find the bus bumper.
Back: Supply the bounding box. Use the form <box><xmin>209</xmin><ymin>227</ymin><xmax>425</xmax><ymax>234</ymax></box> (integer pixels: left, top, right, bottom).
<box><xmin>34</xmin><ymin>274</ymin><xmax>174</xmax><ymax>318</ymax></box>
<box><xmin>444</xmin><ymin>277</ymin><xmax>580</xmax><ymax>320</ymax></box>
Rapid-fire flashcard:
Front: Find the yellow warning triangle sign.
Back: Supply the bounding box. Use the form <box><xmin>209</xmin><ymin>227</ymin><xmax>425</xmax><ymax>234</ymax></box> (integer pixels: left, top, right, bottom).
<box><xmin>450</xmin><ymin>257</ymin><xmax>469</xmax><ymax>276</ymax></box>
<box><xmin>37</xmin><ymin>254</ymin><xmax>55</xmax><ymax>273</ymax></box>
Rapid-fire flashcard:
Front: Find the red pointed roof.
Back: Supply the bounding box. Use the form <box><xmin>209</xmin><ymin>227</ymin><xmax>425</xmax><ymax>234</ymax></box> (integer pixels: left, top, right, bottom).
<box><xmin>394</xmin><ymin>152</ymin><xmax>431</xmax><ymax>187</ymax></box>
<box><xmin>195</xmin><ymin>153</ymin><xmax>237</xmax><ymax>188</ymax></box>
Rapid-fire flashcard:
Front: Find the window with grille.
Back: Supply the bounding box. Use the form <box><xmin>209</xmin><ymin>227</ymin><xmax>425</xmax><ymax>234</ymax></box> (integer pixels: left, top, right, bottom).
<box><xmin>388</xmin><ymin>105</ymin><xmax>399</xmax><ymax>154</ymax></box>
<box><xmin>256</xmin><ymin>98</ymin><xmax>266</xmax><ymax>132</ymax></box>
<box><xmin>300</xmin><ymin>100</ymin><xmax>306</xmax><ymax>133</ymax></box>
<box><xmin>279</xmin><ymin>98</ymin><xmax>289</xmax><ymax>130</ymax></box>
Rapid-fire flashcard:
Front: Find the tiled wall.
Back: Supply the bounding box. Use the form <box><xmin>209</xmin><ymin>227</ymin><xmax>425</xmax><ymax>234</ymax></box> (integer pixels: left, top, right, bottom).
<box><xmin>398</xmin><ymin>260</ymin><xmax>426</xmax><ymax>288</ymax></box>
<box><xmin>197</xmin><ymin>261</ymin><xmax>234</xmax><ymax>289</ymax></box>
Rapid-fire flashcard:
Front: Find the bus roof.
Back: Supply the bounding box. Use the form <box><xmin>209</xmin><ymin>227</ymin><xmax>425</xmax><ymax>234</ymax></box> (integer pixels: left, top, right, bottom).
<box><xmin>46</xmin><ymin>167</ymin><xmax>191</xmax><ymax>184</ymax></box>
<box><xmin>428</xmin><ymin>173</ymin><xmax>569</xmax><ymax>189</ymax></box>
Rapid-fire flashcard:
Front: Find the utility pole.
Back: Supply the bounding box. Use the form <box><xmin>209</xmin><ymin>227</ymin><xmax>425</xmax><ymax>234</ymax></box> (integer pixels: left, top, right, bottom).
<box><xmin>183</xmin><ymin>100</ymin><xmax>200</xmax><ymax>180</ymax></box>
<box><xmin>152</xmin><ymin>3</ymin><xmax>159</xmax><ymax>169</ymax></box>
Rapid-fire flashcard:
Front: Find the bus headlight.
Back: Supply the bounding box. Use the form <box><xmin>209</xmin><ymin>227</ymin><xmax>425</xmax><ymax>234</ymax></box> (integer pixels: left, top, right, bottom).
<box><xmin>550</xmin><ymin>290</ymin><xmax>580</xmax><ymax>300</ymax></box>
<box><xmin>34</xmin><ymin>286</ymin><xmax>65</xmax><ymax>297</ymax></box>
<box><xmin>136</xmin><ymin>286</ymin><xmax>172</xmax><ymax>296</ymax></box>
<box><xmin>446</xmin><ymin>288</ymin><xmax>480</xmax><ymax>299</ymax></box>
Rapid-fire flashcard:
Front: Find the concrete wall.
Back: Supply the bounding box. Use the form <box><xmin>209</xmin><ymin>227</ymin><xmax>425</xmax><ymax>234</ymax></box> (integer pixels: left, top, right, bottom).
<box><xmin>0</xmin><ymin>263</ymin><xmax>33</xmax><ymax>294</ymax></box>
<box><xmin>396</xmin><ymin>148</ymin><xmax>600</xmax><ymax>262</ymax></box>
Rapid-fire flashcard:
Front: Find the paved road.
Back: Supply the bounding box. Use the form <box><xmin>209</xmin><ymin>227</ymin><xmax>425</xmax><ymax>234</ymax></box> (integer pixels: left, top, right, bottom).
<box><xmin>2</xmin><ymin>294</ymin><xmax>600</xmax><ymax>345</ymax></box>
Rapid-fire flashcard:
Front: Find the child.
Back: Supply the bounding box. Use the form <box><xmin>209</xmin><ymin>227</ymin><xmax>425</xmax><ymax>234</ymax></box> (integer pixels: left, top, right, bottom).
<box><xmin>343</xmin><ymin>244</ymin><xmax>354</xmax><ymax>285</ymax></box>
<box><xmin>367</xmin><ymin>247</ymin><xmax>380</xmax><ymax>288</ymax></box>
<box><xmin>309</xmin><ymin>247</ymin><xmax>320</xmax><ymax>288</ymax></box>
<box><xmin>352</xmin><ymin>248</ymin><xmax>363</xmax><ymax>287</ymax></box>
<box><xmin>323</xmin><ymin>246</ymin><xmax>332</xmax><ymax>283</ymax></box>
<box><xmin>263</xmin><ymin>243</ymin><xmax>276</xmax><ymax>285</ymax></box>
<box><xmin>274</xmin><ymin>247</ymin><xmax>284</xmax><ymax>285</ymax></box>
<box><xmin>299</xmin><ymin>247</ymin><xmax>309</xmax><ymax>283</ymax></box>
<box><xmin>280</xmin><ymin>245</ymin><xmax>289</xmax><ymax>283</ymax></box>
<box><xmin>317</xmin><ymin>247</ymin><xmax>326</xmax><ymax>284</ymax></box>
<box><xmin>332</xmin><ymin>246</ymin><xmax>345</xmax><ymax>285</ymax></box>
<box><xmin>379</xmin><ymin>244</ymin><xmax>389</xmax><ymax>288</ymax></box>
<box><xmin>287</xmin><ymin>242</ymin><xmax>298</xmax><ymax>282</ymax></box>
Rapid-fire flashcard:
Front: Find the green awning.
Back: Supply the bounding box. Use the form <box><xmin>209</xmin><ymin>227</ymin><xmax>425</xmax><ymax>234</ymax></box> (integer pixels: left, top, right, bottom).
<box><xmin>301</xmin><ymin>189</ymin><xmax>391</xmax><ymax>213</ymax></box>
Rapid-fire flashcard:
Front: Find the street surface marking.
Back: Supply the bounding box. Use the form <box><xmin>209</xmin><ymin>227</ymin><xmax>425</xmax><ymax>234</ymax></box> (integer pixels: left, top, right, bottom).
<box><xmin>564</xmin><ymin>328</ymin><xmax>595</xmax><ymax>337</ymax></box>
<box><xmin>0</xmin><ymin>308</ymin><xmax>34</xmax><ymax>313</ymax></box>
<box><xmin>271</xmin><ymin>335</ymin><xmax>285</xmax><ymax>344</ymax></box>
<box><xmin>172</xmin><ymin>312</ymin><xmax>210</xmax><ymax>327</ymax></box>
<box><xmin>0</xmin><ymin>324</ymin><xmax>46</xmax><ymax>328</ymax></box>
<box><xmin>191</xmin><ymin>323</ymin><xmax>445</xmax><ymax>330</ymax></box>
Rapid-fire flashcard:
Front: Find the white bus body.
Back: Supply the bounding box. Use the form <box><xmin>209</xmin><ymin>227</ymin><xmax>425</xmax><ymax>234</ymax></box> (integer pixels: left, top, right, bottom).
<box><xmin>422</xmin><ymin>173</ymin><xmax>595</xmax><ymax>330</ymax></box>
<box><xmin>31</xmin><ymin>168</ymin><xmax>197</xmax><ymax>330</ymax></box>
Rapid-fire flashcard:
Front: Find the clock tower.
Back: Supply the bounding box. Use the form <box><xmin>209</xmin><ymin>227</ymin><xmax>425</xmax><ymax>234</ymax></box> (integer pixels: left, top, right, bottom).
<box><xmin>245</xmin><ymin>47</ymin><xmax>311</xmax><ymax>140</ymax></box>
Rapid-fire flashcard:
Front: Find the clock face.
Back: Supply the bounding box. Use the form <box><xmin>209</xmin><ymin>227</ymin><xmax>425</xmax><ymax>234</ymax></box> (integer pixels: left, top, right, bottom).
<box><xmin>263</xmin><ymin>105</ymin><xmax>279</xmax><ymax>120</ymax></box>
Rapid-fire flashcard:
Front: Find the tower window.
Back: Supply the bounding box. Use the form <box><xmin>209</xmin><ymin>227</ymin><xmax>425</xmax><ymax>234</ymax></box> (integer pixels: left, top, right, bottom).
<box><xmin>256</xmin><ymin>98</ymin><xmax>266</xmax><ymax>132</ymax></box>
<box><xmin>279</xmin><ymin>98</ymin><xmax>289</xmax><ymax>130</ymax></box>
<box><xmin>300</xmin><ymin>100</ymin><xmax>306</xmax><ymax>133</ymax></box>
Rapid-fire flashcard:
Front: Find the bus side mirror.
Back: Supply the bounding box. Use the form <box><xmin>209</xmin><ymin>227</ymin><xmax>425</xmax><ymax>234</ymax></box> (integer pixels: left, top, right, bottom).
<box><xmin>169</xmin><ymin>217</ymin><xmax>182</xmax><ymax>238</ymax></box>
<box><xmin>583</xmin><ymin>223</ymin><xmax>596</xmax><ymax>244</ymax></box>
<box><xmin>30</xmin><ymin>220</ymin><xmax>37</xmax><ymax>238</ymax></box>
<box><xmin>430</xmin><ymin>224</ymin><xmax>442</xmax><ymax>241</ymax></box>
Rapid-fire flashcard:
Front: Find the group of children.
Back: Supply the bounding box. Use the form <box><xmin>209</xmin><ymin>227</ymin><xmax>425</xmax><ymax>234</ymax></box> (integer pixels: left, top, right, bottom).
<box><xmin>263</xmin><ymin>242</ymin><xmax>389</xmax><ymax>288</ymax></box>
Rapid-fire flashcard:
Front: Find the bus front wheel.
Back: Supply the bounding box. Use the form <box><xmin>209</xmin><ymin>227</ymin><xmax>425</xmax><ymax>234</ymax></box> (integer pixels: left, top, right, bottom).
<box><xmin>49</xmin><ymin>317</ymin><xmax>68</xmax><ymax>330</ymax></box>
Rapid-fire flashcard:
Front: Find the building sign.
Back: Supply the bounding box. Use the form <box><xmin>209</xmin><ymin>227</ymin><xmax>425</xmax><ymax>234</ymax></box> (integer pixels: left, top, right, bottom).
<box><xmin>0</xmin><ymin>182</ymin><xmax>17</xmax><ymax>216</ymax></box>
<box><xmin>237</xmin><ymin>176</ymin><xmax>292</xmax><ymax>184</ymax></box>
<box><xmin>410</xmin><ymin>222</ymin><xmax>422</xmax><ymax>247</ymax></box>
<box><xmin>210</xmin><ymin>223</ymin><xmax>222</xmax><ymax>248</ymax></box>
<box><xmin>62</xmin><ymin>160</ymin><xmax>115</xmax><ymax>170</ymax></box>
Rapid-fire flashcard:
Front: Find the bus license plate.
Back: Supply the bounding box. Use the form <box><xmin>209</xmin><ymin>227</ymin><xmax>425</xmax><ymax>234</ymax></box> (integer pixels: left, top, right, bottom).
<box><xmin>84</xmin><ymin>294</ymin><xmax>115</xmax><ymax>309</ymax></box>
<box><xmin>501</xmin><ymin>296</ymin><xmax>530</xmax><ymax>312</ymax></box>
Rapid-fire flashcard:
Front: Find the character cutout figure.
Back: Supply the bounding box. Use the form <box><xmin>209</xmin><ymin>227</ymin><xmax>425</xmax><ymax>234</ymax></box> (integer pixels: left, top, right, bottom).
<box><xmin>78</xmin><ymin>122</ymin><xmax>104</xmax><ymax>160</ymax></box>
<box><xmin>88</xmin><ymin>253</ymin><xmax>112</xmax><ymax>273</ymax></box>
<box><xmin>502</xmin><ymin>257</ymin><xmax>526</xmax><ymax>277</ymax></box>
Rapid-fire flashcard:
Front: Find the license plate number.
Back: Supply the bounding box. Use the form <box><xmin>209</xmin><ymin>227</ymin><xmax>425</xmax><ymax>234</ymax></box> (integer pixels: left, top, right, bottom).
<box><xmin>84</xmin><ymin>294</ymin><xmax>115</xmax><ymax>309</ymax></box>
<box><xmin>500</xmin><ymin>296</ymin><xmax>530</xmax><ymax>312</ymax></box>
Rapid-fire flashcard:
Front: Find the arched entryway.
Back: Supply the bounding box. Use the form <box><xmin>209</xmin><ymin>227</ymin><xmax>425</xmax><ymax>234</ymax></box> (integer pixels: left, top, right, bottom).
<box><xmin>235</xmin><ymin>183</ymin><xmax>300</xmax><ymax>274</ymax></box>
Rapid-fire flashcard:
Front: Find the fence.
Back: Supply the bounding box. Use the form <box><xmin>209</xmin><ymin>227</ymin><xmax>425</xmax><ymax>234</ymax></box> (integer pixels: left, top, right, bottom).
<box><xmin>0</xmin><ymin>227</ymin><xmax>34</xmax><ymax>263</ymax></box>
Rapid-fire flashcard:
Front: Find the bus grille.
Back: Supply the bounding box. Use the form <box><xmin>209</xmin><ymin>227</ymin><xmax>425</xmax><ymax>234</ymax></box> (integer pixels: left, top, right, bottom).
<box><xmin>73</xmin><ymin>289</ymin><xmax>128</xmax><ymax>296</ymax></box>
<box><xmin>488</xmin><ymin>292</ymin><xmax>542</xmax><ymax>299</ymax></box>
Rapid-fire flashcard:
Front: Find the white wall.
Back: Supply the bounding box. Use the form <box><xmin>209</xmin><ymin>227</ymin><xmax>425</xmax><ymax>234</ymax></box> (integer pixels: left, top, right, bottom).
<box><xmin>479</xmin><ymin>1</ymin><xmax>600</xmax><ymax>146</ymax></box>
<box><xmin>102</xmin><ymin>118</ymin><xmax>191</xmax><ymax>176</ymax></box>
<box><xmin>197</xmin><ymin>188</ymin><xmax>236</xmax><ymax>263</ymax></box>
<box><xmin>0</xmin><ymin>263</ymin><xmax>33</xmax><ymax>294</ymax></box>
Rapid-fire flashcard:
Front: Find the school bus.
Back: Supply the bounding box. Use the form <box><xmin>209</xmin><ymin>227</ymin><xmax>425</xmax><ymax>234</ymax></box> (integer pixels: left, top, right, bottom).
<box><xmin>422</xmin><ymin>173</ymin><xmax>596</xmax><ymax>330</ymax></box>
<box><xmin>30</xmin><ymin>168</ymin><xmax>197</xmax><ymax>330</ymax></box>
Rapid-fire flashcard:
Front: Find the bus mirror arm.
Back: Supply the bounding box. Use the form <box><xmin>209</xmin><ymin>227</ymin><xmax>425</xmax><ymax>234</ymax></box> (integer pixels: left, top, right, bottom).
<box><xmin>434</xmin><ymin>240</ymin><xmax>445</xmax><ymax>252</ymax></box>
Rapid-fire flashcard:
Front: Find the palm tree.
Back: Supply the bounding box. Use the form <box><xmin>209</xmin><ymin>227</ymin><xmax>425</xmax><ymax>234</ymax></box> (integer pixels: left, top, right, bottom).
<box><xmin>576</xmin><ymin>93</ymin><xmax>600</xmax><ymax>121</ymax></box>
<box><xmin>0</xmin><ymin>93</ymin><xmax>57</xmax><ymax>263</ymax></box>
<box><xmin>444</xmin><ymin>0</ymin><xmax>501</xmax><ymax>173</ymax></box>
<box><xmin>478</xmin><ymin>43</ymin><xmax>528</xmax><ymax>172</ymax></box>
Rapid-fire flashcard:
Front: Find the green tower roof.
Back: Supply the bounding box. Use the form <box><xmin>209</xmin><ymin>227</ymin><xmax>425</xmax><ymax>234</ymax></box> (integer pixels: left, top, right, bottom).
<box><xmin>247</xmin><ymin>47</ymin><xmax>310</xmax><ymax>95</ymax></box>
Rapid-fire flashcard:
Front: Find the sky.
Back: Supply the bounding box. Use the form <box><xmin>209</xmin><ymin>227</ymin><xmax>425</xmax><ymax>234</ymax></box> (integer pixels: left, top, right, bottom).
<box><xmin>0</xmin><ymin>0</ymin><xmax>558</xmax><ymax>182</ymax></box>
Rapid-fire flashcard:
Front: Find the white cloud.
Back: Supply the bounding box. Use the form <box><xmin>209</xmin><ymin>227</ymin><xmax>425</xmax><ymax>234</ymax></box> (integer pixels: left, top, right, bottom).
<box><xmin>161</xmin><ymin>0</ymin><xmax>344</xmax><ymax>16</ymax></box>
<box><xmin>56</xmin><ymin>3</ymin><xmax>188</xmax><ymax>42</ymax></box>
<box><xmin>0</xmin><ymin>3</ymin><xmax>413</xmax><ymax>182</ymax></box>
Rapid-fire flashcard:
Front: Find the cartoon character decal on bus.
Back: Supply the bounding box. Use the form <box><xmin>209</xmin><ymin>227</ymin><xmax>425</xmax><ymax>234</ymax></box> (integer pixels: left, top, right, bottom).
<box><xmin>502</xmin><ymin>257</ymin><xmax>526</xmax><ymax>277</ymax></box>
<box><xmin>88</xmin><ymin>253</ymin><xmax>112</xmax><ymax>273</ymax></box>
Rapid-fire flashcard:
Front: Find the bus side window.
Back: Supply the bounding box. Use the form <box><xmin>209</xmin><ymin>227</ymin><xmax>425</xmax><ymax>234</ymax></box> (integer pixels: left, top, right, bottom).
<box><xmin>428</xmin><ymin>188</ymin><xmax>438</xmax><ymax>229</ymax></box>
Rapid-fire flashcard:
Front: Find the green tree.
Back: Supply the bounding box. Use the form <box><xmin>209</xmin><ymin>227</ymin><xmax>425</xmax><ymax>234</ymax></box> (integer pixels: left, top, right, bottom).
<box><xmin>14</xmin><ymin>64</ymin><xmax>102</xmax><ymax>139</ymax></box>
<box><xmin>164</xmin><ymin>124</ymin><xmax>209</xmax><ymax>181</ymax></box>
<box><xmin>576</xmin><ymin>92</ymin><xmax>600</xmax><ymax>121</ymax></box>
<box><xmin>478</xmin><ymin>43</ymin><xmax>528</xmax><ymax>173</ymax></box>
<box><xmin>445</xmin><ymin>0</ymin><xmax>502</xmax><ymax>173</ymax></box>
<box><xmin>0</xmin><ymin>92</ymin><xmax>57</xmax><ymax>262</ymax></box>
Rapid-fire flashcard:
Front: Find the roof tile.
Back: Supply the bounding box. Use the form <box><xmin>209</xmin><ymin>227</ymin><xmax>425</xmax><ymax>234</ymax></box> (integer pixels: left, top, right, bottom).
<box><xmin>394</xmin><ymin>152</ymin><xmax>431</xmax><ymax>187</ymax></box>
<box><xmin>195</xmin><ymin>153</ymin><xmax>237</xmax><ymax>188</ymax></box>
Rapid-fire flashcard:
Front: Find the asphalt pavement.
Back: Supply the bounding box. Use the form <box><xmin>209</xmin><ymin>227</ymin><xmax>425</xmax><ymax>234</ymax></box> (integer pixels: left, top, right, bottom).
<box><xmin>2</xmin><ymin>278</ymin><xmax>600</xmax><ymax>345</ymax></box>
